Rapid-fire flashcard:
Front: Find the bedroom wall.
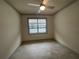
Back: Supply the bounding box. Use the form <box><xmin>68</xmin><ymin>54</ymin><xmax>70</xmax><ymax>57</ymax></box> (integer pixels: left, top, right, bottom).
<box><xmin>0</xmin><ymin>0</ymin><xmax>21</xmax><ymax>59</ymax></box>
<box><xmin>54</xmin><ymin>0</ymin><xmax>79</xmax><ymax>54</ymax></box>
<box><xmin>21</xmin><ymin>15</ymin><xmax>54</xmax><ymax>41</ymax></box>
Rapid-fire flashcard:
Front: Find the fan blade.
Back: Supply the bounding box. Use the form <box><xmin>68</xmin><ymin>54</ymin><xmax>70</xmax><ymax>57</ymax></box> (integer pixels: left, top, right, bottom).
<box><xmin>46</xmin><ymin>6</ymin><xmax>54</xmax><ymax>9</ymax></box>
<box><xmin>27</xmin><ymin>3</ymin><xmax>40</xmax><ymax>7</ymax></box>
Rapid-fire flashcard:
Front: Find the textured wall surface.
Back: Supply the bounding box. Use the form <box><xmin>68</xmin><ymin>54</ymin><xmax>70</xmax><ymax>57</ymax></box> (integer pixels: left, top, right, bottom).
<box><xmin>54</xmin><ymin>0</ymin><xmax>79</xmax><ymax>54</ymax></box>
<box><xmin>0</xmin><ymin>0</ymin><xmax>21</xmax><ymax>59</ymax></box>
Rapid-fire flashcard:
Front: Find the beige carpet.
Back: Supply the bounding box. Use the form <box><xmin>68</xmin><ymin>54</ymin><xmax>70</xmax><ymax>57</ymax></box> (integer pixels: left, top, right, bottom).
<box><xmin>9</xmin><ymin>40</ymin><xmax>79</xmax><ymax>59</ymax></box>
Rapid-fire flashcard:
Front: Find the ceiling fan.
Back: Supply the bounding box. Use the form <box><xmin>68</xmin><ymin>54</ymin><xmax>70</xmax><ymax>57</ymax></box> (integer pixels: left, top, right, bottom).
<box><xmin>27</xmin><ymin>0</ymin><xmax>54</xmax><ymax>13</ymax></box>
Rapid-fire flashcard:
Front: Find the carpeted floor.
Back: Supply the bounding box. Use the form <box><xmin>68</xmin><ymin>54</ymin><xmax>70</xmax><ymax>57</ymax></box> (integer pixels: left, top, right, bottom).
<box><xmin>9</xmin><ymin>40</ymin><xmax>79</xmax><ymax>59</ymax></box>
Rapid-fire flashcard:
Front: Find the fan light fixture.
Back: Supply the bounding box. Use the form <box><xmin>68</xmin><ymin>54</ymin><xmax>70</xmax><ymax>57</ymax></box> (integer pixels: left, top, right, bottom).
<box><xmin>40</xmin><ymin>5</ymin><xmax>45</xmax><ymax>11</ymax></box>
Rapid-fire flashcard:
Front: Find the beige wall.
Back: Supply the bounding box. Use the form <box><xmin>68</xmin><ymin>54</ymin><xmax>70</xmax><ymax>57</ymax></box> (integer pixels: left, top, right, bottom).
<box><xmin>54</xmin><ymin>0</ymin><xmax>79</xmax><ymax>54</ymax></box>
<box><xmin>0</xmin><ymin>0</ymin><xmax>21</xmax><ymax>59</ymax></box>
<box><xmin>21</xmin><ymin>15</ymin><xmax>54</xmax><ymax>41</ymax></box>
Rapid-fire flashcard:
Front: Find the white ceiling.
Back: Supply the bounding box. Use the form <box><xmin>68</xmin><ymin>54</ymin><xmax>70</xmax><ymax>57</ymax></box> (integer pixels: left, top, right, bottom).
<box><xmin>5</xmin><ymin>0</ymin><xmax>75</xmax><ymax>15</ymax></box>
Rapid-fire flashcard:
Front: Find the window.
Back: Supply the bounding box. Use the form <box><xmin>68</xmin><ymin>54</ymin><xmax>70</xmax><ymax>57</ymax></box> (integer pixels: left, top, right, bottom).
<box><xmin>28</xmin><ymin>18</ymin><xmax>47</xmax><ymax>34</ymax></box>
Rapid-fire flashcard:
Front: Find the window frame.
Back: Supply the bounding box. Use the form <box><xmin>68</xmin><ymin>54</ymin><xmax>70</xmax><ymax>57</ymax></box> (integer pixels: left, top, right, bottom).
<box><xmin>27</xmin><ymin>17</ymin><xmax>48</xmax><ymax>35</ymax></box>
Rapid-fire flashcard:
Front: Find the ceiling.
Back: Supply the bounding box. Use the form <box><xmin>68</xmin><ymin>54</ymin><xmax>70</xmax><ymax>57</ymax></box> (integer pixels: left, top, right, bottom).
<box><xmin>5</xmin><ymin>0</ymin><xmax>75</xmax><ymax>15</ymax></box>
